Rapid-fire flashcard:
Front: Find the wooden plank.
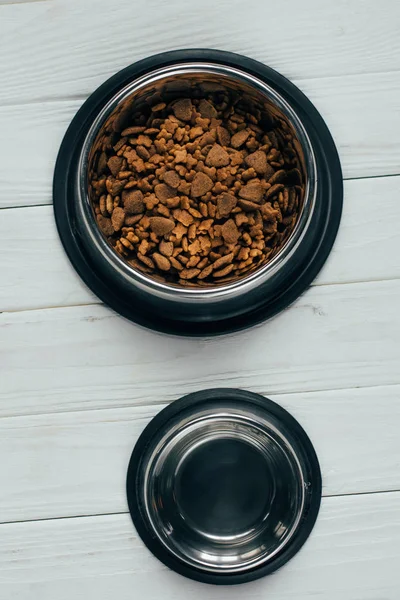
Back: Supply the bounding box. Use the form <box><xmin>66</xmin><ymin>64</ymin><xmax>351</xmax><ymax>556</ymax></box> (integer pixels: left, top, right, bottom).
<box><xmin>1</xmin><ymin>71</ymin><xmax>400</xmax><ymax>211</ymax></box>
<box><xmin>0</xmin><ymin>384</ymin><xmax>399</xmax><ymax>523</ymax></box>
<box><xmin>1</xmin><ymin>279</ymin><xmax>399</xmax><ymax>419</ymax></box>
<box><xmin>0</xmin><ymin>204</ymin><xmax>96</xmax><ymax>312</ymax></box>
<box><xmin>0</xmin><ymin>0</ymin><xmax>399</xmax><ymax>105</ymax></box>
<box><xmin>0</xmin><ymin>492</ymin><xmax>399</xmax><ymax>599</ymax></box>
<box><xmin>2</xmin><ymin>175</ymin><xmax>399</xmax><ymax>313</ymax></box>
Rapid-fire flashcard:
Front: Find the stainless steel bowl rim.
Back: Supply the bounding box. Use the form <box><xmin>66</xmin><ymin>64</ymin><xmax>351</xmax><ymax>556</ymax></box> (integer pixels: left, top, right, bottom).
<box><xmin>76</xmin><ymin>62</ymin><xmax>317</xmax><ymax>304</ymax></box>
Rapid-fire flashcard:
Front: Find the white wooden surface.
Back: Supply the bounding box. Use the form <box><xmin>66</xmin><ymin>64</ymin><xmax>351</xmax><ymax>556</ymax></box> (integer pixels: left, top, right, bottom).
<box><xmin>1</xmin><ymin>1</ymin><xmax>400</xmax><ymax>598</ymax></box>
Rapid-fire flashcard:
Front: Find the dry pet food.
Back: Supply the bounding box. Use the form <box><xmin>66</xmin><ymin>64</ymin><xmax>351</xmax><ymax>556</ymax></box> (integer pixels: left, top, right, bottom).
<box><xmin>89</xmin><ymin>92</ymin><xmax>304</xmax><ymax>285</ymax></box>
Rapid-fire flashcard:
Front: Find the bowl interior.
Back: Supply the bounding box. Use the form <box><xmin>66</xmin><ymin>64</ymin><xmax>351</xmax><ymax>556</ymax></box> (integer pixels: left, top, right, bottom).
<box><xmin>84</xmin><ymin>64</ymin><xmax>315</xmax><ymax>294</ymax></box>
<box><xmin>138</xmin><ymin>405</ymin><xmax>305</xmax><ymax>573</ymax></box>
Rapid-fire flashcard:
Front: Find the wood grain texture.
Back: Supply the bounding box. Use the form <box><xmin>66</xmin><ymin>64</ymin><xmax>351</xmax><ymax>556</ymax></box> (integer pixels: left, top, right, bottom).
<box><xmin>1</xmin><ymin>71</ymin><xmax>400</xmax><ymax>210</ymax></box>
<box><xmin>1</xmin><ymin>279</ymin><xmax>400</xmax><ymax>419</ymax></box>
<box><xmin>1</xmin><ymin>492</ymin><xmax>399</xmax><ymax>599</ymax></box>
<box><xmin>0</xmin><ymin>0</ymin><xmax>399</xmax><ymax>106</ymax></box>
<box><xmin>2</xmin><ymin>175</ymin><xmax>399</xmax><ymax>312</ymax></box>
<box><xmin>0</xmin><ymin>384</ymin><xmax>399</xmax><ymax>523</ymax></box>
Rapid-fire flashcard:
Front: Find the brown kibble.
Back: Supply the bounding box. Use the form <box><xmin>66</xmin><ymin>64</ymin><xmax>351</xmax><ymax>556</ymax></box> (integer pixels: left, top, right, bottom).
<box><xmin>217</xmin><ymin>193</ymin><xmax>237</xmax><ymax>217</ymax></box>
<box><xmin>136</xmin><ymin>135</ymin><xmax>152</xmax><ymax>148</ymax></box>
<box><xmin>123</xmin><ymin>189</ymin><xmax>144</xmax><ymax>214</ymax></box>
<box><xmin>151</xmin><ymin>102</ymin><xmax>166</xmax><ymax>112</ymax></box>
<box><xmin>266</xmin><ymin>183</ymin><xmax>285</xmax><ymax>199</ymax></box>
<box><xmin>198</xmin><ymin>130</ymin><xmax>217</xmax><ymax>147</ymax></box>
<box><xmin>188</xmin><ymin>240</ymin><xmax>201</xmax><ymax>255</ymax></box>
<box><xmin>153</xmin><ymin>253</ymin><xmax>171</xmax><ymax>271</ymax></box>
<box><xmin>198</xmin><ymin>99</ymin><xmax>218</xmax><ymax>119</ymax></box>
<box><xmin>221</xmin><ymin>219</ymin><xmax>240</xmax><ymax>244</ymax></box>
<box><xmin>91</xmin><ymin>93</ymin><xmax>304</xmax><ymax>286</ymax></box>
<box><xmin>111</xmin><ymin>207</ymin><xmax>125</xmax><ymax>231</ymax></box>
<box><xmin>173</xmin><ymin>209</ymin><xmax>194</xmax><ymax>227</ymax></box>
<box><xmin>170</xmin><ymin>256</ymin><xmax>184</xmax><ymax>271</ymax></box>
<box><xmin>136</xmin><ymin>145</ymin><xmax>150</xmax><ymax>160</ymax></box>
<box><xmin>173</xmin><ymin>99</ymin><xmax>193</xmax><ymax>121</ymax></box>
<box><xmin>138</xmin><ymin>239</ymin><xmax>149</xmax><ymax>255</ymax></box>
<box><xmin>245</xmin><ymin>150</ymin><xmax>269</xmax><ymax>175</ymax></box>
<box><xmin>154</xmin><ymin>183</ymin><xmax>176</xmax><ymax>202</ymax></box>
<box><xmin>213</xmin><ymin>263</ymin><xmax>235</xmax><ymax>278</ymax></box>
<box><xmin>180</xmin><ymin>268</ymin><xmax>201</xmax><ymax>280</ymax></box>
<box><xmin>191</xmin><ymin>172</ymin><xmax>214</xmax><ymax>197</ymax></box>
<box><xmin>107</xmin><ymin>156</ymin><xmax>123</xmax><ymax>176</ymax></box>
<box><xmin>159</xmin><ymin>240</ymin><xmax>174</xmax><ymax>257</ymax></box>
<box><xmin>231</xmin><ymin>129</ymin><xmax>250</xmax><ymax>148</ymax></box>
<box><xmin>163</xmin><ymin>170</ymin><xmax>181</xmax><ymax>189</ymax></box>
<box><xmin>238</xmin><ymin>199</ymin><xmax>260</xmax><ymax>212</ymax></box>
<box><xmin>239</xmin><ymin>182</ymin><xmax>264</xmax><ymax>203</ymax></box>
<box><xmin>198</xmin><ymin>264</ymin><xmax>213</xmax><ymax>279</ymax></box>
<box><xmin>125</xmin><ymin>214</ymin><xmax>142</xmax><ymax>226</ymax></box>
<box><xmin>149</xmin><ymin>216</ymin><xmax>175</xmax><ymax>236</ymax></box>
<box><xmin>205</xmin><ymin>144</ymin><xmax>230</xmax><ymax>167</ymax></box>
<box><xmin>121</xmin><ymin>126</ymin><xmax>146</xmax><ymax>136</ymax></box>
<box><xmin>268</xmin><ymin>170</ymin><xmax>287</xmax><ymax>185</ymax></box>
<box><xmin>173</xmin><ymin>222</ymin><xmax>188</xmax><ymax>240</ymax></box>
<box><xmin>217</xmin><ymin>126</ymin><xmax>231</xmax><ymax>146</ymax></box>
<box><xmin>97</xmin><ymin>215</ymin><xmax>114</xmax><ymax>236</ymax></box>
<box><xmin>137</xmin><ymin>253</ymin><xmax>155</xmax><ymax>269</ymax></box>
<box><xmin>97</xmin><ymin>152</ymin><xmax>108</xmax><ymax>174</ymax></box>
<box><xmin>189</xmin><ymin>126</ymin><xmax>204</xmax><ymax>140</ymax></box>
<box><xmin>212</xmin><ymin>252</ymin><xmax>234</xmax><ymax>270</ymax></box>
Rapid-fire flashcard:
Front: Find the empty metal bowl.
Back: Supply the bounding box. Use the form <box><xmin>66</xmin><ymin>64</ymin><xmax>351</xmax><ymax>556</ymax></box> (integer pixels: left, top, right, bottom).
<box><xmin>126</xmin><ymin>389</ymin><xmax>322</xmax><ymax>584</ymax></box>
<box><xmin>54</xmin><ymin>49</ymin><xmax>342</xmax><ymax>335</ymax></box>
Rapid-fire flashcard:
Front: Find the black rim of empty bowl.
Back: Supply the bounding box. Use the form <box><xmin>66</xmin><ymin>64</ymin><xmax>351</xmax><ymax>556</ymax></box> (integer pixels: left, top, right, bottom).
<box><xmin>126</xmin><ymin>388</ymin><xmax>322</xmax><ymax>585</ymax></box>
<box><xmin>53</xmin><ymin>49</ymin><xmax>343</xmax><ymax>336</ymax></box>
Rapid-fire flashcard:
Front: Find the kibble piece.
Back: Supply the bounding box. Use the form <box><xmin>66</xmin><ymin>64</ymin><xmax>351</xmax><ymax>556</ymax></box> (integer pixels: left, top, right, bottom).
<box><xmin>205</xmin><ymin>144</ymin><xmax>230</xmax><ymax>167</ymax></box>
<box><xmin>97</xmin><ymin>215</ymin><xmax>114</xmax><ymax>236</ymax></box>
<box><xmin>266</xmin><ymin>183</ymin><xmax>285</xmax><ymax>199</ymax></box>
<box><xmin>97</xmin><ymin>152</ymin><xmax>108</xmax><ymax>174</ymax></box>
<box><xmin>180</xmin><ymin>268</ymin><xmax>201</xmax><ymax>280</ymax></box>
<box><xmin>163</xmin><ymin>170</ymin><xmax>181</xmax><ymax>189</ymax></box>
<box><xmin>217</xmin><ymin>126</ymin><xmax>231</xmax><ymax>146</ymax></box>
<box><xmin>238</xmin><ymin>199</ymin><xmax>261</xmax><ymax>212</ymax></box>
<box><xmin>121</xmin><ymin>126</ymin><xmax>146</xmax><ymax>136</ymax></box>
<box><xmin>151</xmin><ymin>102</ymin><xmax>166</xmax><ymax>112</ymax></box>
<box><xmin>198</xmin><ymin>99</ymin><xmax>218</xmax><ymax>119</ymax></box>
<box><xmin>159</xmin><ymin>240</ymin><xmax>174</xmax><ymax>257</ymax></box>
<box><xmin>154</xmin><ymin>183</ymin><xmax>176</xmax><ymax>202</ymax></box>
<box><xmin>191</xmin><ymin>172</ymin><xmax>214</xmax><ymax>198</ymax></box>
<box><xmin>221</xmin><ymin>219</ymin><xmax>240</xmax><ymax>244</ymax></box>
<box><xmin>245</xmin><ymin>150</ymin><xmax>269</xmax><ymax>175</ymax></box>
<box><xmin>231</xmin><ymin>129</ymin><xmax>250</xmax><ymax>148</ymax></box>
<box><xmin>107</xmin><ymin>156</ymin><xmax>123</xmax><ymax>176</ymax></box>
<box><xmin>153</xmin><ymin>253</ymin><xmax>171</xmax><ymax>271</ymax></box>
<box><xmin>111</xmin><ymin>207</ymin><xmax>125</xmax><ymax>231</ymax></box>
<box><xmin>173</xmin><ymin>209</ymin><xmax>194</xmax><ymax>227</ymax></box>
<box><xmin>212</xmin><ymin>252</ymin><xmax>234</xmax><ymax>270</ymax></box>
<box><xmin>123</xmin><ymin>190</ymin><xmax>144</xmax><ymax>214</ymax></box>
<box><xmin>173</xmin><ymin>99</ymin><xmax>193</xmax><ymax>121</ymax></box>
<box><xmin>217</xmin><ymin>193</ymin><xmax>237</xmax><ymax>217</ymax></box>
<box><xmin>213</xmin><ymin>263</ymin><xmax>235</xmax><ymax>278</ymax></box>
<box><xmin>149</xmin><ymin>216</ymin><xmax>175</xmax><ymax>236</ymax></box>
<box><xmin>268</xmin><ymin>170</ymin><xmax>287</xmax><ymax>185</ymax></box>
<box><xmin>238</xmin><ymin>182</ymin><xmax>264</xmax><ymax>203</ymax></box>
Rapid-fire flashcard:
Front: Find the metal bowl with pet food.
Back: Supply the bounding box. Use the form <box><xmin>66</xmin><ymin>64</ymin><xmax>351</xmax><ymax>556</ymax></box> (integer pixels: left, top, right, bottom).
<box><xmin>54</xmin><ymin>49</ymin><xmax>342</xmax><ymax>335</ymax></box>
